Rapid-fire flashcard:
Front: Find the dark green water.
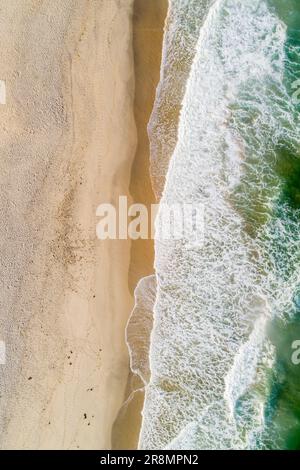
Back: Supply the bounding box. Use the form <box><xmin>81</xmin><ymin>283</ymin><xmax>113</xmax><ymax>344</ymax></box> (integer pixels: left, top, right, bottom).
<box><xmin>228</xmin><ymin>0</ymin><xmax>300</xmax><ymax>449</ymax></box>
<box><xmin>264</xmin><ymin>0</ymin><xmax>300</xmax><ymax>450</ymax></box>
<box><xmin>243</xmin><ymin>0</ymin><xmax>300</xmax><ymax>449</ymax></box>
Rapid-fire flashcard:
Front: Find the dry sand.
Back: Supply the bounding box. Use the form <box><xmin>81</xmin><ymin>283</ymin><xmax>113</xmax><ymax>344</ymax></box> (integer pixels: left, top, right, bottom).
<box><xmin>0</xmin><ymin>0</ymin><xmax>136</xmax><ymax>449</ymax></box>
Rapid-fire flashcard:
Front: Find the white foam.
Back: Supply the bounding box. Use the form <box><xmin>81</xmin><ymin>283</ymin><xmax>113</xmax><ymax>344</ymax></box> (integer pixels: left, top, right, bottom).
<box><xmin>126</xmin><ymin>275</ymin><xmax>156</xmax><ymax>386</ymax></box>
<box><xmin>139</xmin><ymin>0</ymin><xmax>299</xmax><ymax>450</ymax></box>
<box><xmin>148</xmin><ymin>0</ymin><xmax>215</xmax><ymax>198</ymax></box>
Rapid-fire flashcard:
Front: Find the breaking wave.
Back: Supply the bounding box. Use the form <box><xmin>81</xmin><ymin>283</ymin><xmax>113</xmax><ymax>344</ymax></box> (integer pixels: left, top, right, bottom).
<box><xmin>138</xmin><ymin>0</ymin><xmax>300</xmax><ymax>450</ymax></box>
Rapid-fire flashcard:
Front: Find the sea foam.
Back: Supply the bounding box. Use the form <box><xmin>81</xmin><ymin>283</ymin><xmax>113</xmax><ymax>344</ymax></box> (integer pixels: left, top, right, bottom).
<box><xmin>139</xmin><ymin>0</ymin><xmax>300</xmax><ymax>449</ymax></box>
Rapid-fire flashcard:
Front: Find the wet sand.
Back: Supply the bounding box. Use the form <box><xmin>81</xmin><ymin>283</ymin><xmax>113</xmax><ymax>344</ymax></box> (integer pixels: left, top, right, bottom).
<box><xmin>112</xmin><ymin>0</ymin><xmax>168</xmax><ymax>450</ymax></box>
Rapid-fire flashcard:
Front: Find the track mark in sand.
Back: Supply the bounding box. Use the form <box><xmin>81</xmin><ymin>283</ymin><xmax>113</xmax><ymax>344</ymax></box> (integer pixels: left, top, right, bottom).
<box><xmin>0</xmin><ymin>340</ymin><xmax>5</xmax><ymax>364</ymax></box>
<box><xmin>0</xmin><ymin>80</ymin><xmax>6</xmax><ymax>104</ymax></box>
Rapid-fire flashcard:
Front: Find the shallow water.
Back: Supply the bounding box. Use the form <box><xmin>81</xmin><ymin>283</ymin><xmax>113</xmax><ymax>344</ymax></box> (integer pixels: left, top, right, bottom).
<box><xmin>139</xmin><ymin>0</ymin><xmax>300</xmax><ymax>450</ymax></box>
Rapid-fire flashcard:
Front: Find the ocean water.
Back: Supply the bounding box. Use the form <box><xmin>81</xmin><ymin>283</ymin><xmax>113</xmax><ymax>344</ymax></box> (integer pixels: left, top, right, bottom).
<box><xmin>138</xmin><ymin>0</ymin><xmax>300</xmax><ymax>449</ymax></box>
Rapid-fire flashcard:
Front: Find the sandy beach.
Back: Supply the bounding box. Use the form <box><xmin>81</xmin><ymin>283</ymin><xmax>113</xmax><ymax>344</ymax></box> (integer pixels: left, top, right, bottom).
<box><xmin>0</xmin><ymin>0</ymin><xmax>136</xmax><ymax>449</ymax></box>
<box><xmin>1</xmin><ymin>0</ymin><xmax>298</xmax><ymax>454</ymax></box>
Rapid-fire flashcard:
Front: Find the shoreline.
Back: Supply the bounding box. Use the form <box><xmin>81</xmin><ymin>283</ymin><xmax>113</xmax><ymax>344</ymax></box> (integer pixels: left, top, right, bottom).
<box><xmin>112</xmin><ymin>0</ymin><xmax>168</xmax><ymax>450</ymax></box>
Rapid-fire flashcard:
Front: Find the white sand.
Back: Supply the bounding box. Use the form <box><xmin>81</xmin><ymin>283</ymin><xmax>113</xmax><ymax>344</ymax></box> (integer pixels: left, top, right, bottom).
<box><xmin>0</xmin><ymin>0</ymin><xmax>136</xmax><ymax>449</ymax></box>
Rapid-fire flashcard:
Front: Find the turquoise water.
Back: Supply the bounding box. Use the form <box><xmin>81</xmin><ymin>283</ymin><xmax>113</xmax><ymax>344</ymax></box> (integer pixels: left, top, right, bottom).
<box><xmin>250</xmin><ymin>0</ymin><xmax>300</xmax><ymax>450</ymax></box>
<box><xmin>140</xmin><ymin>0</ymin><xmax>300</xmax><ymax>449</ymax></box>
<box><xmin>232</xmin><ymin>0</ymin><xmax>300</xmax><ymax>448</ymax></box>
